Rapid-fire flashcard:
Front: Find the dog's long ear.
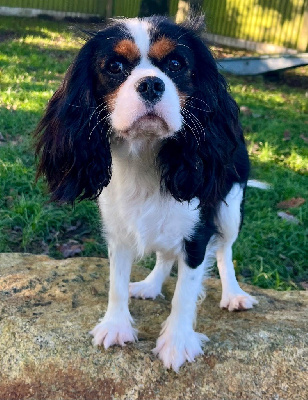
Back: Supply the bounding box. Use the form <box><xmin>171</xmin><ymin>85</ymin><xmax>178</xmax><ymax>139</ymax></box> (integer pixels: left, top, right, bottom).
<box><xmin>35</xmin><ymin>39</ymin><xmax>112</xmax><ymax>203</ymax></box>
<box><xmin>158</xmin><ymin>23</ymin><xmax>249</xmax><ymax>208</ymax></box>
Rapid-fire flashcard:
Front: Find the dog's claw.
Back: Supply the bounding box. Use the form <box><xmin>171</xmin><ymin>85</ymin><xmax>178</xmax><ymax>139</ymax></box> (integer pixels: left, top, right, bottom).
<box><xmin>90</xmin><ymin>317</ymin><xmax>138</xmax><ymax>348</ymax></box>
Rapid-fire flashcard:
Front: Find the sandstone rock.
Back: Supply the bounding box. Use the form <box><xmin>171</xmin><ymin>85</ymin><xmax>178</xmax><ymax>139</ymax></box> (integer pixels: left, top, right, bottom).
<box><xmin>0</xmin><ymin>253</ymin><xmax>307</xmax><ymax>400</ymax></box>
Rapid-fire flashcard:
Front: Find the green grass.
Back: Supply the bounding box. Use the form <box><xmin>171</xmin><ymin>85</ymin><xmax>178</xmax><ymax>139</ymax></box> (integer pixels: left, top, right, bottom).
<box><xmin>0</xmin><ymin>16</ymin><xmax>307</xmax><ymax>290</ymax></box>
<box><xmin>228</xmin><ymin>72</ymin><xmax>307</xmax><ymax>290</ymax></box>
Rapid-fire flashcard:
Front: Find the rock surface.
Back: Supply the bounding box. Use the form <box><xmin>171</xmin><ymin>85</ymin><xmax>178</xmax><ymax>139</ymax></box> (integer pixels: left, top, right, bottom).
<box><xmin>0</xmin><ymin>253</ymin><xmax>307</xmax><ymax>400</ymax></box>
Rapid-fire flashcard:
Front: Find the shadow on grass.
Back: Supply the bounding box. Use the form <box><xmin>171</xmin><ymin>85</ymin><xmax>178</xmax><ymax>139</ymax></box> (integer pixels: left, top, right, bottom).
<box><xmin>224</xmin><ymin>66</ymin><xmax>308</xmax><ymax>90</ymax></box>
<box><xmin>0</xmin><ymin>107</ymin><xmax>42</xmax><ymax>139</ymax></box>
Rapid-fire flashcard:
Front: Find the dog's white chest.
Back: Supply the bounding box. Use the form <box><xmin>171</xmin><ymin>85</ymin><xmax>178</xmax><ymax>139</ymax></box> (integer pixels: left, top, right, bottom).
<box><xmin>98</xmin><ymin>151</ymin><xmax>200</xmax><ymax>257</ymax></box>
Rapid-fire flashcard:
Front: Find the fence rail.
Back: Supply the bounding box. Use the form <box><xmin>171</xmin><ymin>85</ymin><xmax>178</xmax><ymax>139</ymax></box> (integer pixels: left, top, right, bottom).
<box><xmin>0</xmin><ymin>0</ymin><xmax>306</xmax><ymax>51</ymax></box>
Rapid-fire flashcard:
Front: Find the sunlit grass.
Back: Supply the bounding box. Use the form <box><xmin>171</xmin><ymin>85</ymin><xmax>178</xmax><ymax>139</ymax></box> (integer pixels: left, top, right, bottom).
<box><xmin>286</xmin><ymin>149</ymin><xmax>307</xmax><ymax>172</ymax></box>
<box><xmin>20</xmin><ymin>34</ymin><xmax>83</xmax><ymax>50</ymax></box>
<box><xmin>226</xmin><ymin>71</ymin><xmax>307</xmax><ymax>289</ymax></box>
<box><xmin>229</xmin><ymin>74</ymin><xmax>308</xmax><ymax>175</ymax></box>
<box><xmin>0</xmin><ymin>16</ymin><xmax>307</xmax><ymax>290</ymax></box>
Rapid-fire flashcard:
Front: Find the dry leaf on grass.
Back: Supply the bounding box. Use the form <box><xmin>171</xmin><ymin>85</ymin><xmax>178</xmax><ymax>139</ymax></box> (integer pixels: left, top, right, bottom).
<box><xmin>300</xmin><ymin>282</ymin><xmax>308</xmax><ymax>291</ymax></box>
<box><xmin>277</xmin><ymin>197</ymin><xmax>305</xmax><ymax>209</ymax></box>
<box><xmin>58</xmin><ymin>240</ymin><xmax>84</xmax><ymax>258</ymax></box>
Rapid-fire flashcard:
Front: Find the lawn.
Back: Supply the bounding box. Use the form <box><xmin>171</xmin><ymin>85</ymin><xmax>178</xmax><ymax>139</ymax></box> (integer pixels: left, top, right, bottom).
<box><xmin>0</xmin><ymin>16</ymin><xmax>307</xmax><ymax>290</ymax></box>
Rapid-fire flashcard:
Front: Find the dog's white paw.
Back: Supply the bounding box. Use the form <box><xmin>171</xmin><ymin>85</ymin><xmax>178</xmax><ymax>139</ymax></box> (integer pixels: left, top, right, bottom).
<box><xmin>129</xmin><ymin>279</ymin><xmax>163</xmax><ymax>300</ymax></box>
<box><xmin>220</xmin><ymin>290</ymin><xmax>258</xmax><ymax>311</ymax></box>
<box><xmin>89</xmin><ymin>316</ymin><xmax>138</xmax><ymax>348</ymax></box>
<box><xmin>153</xmin><ymin>321</ymin><xmax>209</xmax><ymax>372</ymax></box>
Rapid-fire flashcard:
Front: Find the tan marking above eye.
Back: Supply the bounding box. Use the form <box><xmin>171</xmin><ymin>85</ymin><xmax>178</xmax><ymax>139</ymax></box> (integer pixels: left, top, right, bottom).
<box><xmin>114</xmin><ymin>39</ymin><xmax>140</xmax><ymax>62</ymax></box>
<box><xmin>148</xmin><ymin>37</ymin><xmax>176</xmax><ymax>61</ymax></box>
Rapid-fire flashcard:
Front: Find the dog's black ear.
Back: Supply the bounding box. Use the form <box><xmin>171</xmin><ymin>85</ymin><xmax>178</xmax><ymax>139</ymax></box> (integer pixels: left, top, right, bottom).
<box><xmin>158</xmin><ymin>25</ymin><xmax>249</xmax><ymax>207</ymax></box>
<box><xmin>35</xmin><ymin>39</ymin><xmax>112</xmax><ymax>203</ymax></box>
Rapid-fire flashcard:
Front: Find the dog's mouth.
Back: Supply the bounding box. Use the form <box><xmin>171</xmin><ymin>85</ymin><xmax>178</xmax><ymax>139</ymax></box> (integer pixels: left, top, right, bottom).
<box><xmin>116</xmin><ymin>112</ymin><xmax>170</xmax><ymax>139</ymax></box>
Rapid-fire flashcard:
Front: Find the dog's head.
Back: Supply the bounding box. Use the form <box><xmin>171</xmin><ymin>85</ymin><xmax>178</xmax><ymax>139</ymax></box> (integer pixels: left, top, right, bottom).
<box><xmin>35</xmin><ymin>16</ymin><xmax>245</xmax><ymax>204</ymax></box>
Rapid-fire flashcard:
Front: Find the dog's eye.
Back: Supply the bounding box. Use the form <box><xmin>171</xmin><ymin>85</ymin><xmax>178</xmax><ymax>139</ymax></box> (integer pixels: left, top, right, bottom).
<box><xmin>107</xmin><ymin>60</ymin><xmax>124</xmax><ymax>75</ymax></box>
<box><xmin>168</xmin><ymin>58</ymin><xmax>183</xmax><ymax>72</ymax></box>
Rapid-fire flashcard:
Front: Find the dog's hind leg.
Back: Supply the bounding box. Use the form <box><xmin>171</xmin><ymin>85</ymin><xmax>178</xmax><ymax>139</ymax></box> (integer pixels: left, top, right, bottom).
<box><xmin>216</xmin><ymin>184</ymin><xmax>258</xmax><ymax>311</ymax></box>
<box><xmin>129</xmin><ymin>251</ymin><xmax>175</xmax><ymax>299</ymax></box>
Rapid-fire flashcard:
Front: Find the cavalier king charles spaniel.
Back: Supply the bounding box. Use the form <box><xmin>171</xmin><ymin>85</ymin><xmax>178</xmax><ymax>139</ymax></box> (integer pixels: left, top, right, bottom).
<box><xmin>35</xmin><ymin>16</ymin><xmax>258</xmax><ymax>372</ymax></box>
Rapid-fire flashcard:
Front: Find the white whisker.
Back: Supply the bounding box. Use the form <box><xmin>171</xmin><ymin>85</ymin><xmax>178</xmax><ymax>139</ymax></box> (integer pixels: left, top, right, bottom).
<box><xmin>181</xmin><ymin>109</ymin><xmax>205</xmax><ymax>136</ymax></box>
<box><xmin>89</xmin><ymin>112</ymin><xmax>111</xmax><ymax>140</ymax></box>
<box><xmin>182</xmin><ymin>118</ymin><xmax>201</xmax><ymax>146</ymax></box>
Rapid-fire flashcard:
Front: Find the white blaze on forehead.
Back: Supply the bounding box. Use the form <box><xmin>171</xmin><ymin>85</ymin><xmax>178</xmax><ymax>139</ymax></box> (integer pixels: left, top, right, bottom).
<box><xmin>123</xmin><ymin>18</ymin><xmax>151</xmax><ymax>59</ymax></box>
<box><xmin>110</xmin><ymin>18</ymin><xmax>182</xmax><ymax>138</ymax></box>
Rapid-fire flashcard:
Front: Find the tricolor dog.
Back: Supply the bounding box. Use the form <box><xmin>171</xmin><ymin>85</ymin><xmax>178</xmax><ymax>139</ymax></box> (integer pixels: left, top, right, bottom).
<box><xmin>35</xmin><ymin>17</ymin><xmax>258</xmax><ymax>372</ymax></box>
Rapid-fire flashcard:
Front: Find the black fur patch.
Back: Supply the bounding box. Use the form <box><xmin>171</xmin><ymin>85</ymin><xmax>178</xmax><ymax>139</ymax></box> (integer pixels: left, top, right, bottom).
<box><xmin>184</xmin><ymin>208</ymin><xmax>217</xmax><ymax>269</ymax></box>
<box><xmin>151</xmin><ymin>17</ymin><xmax>250</xmax><ymax>268</ymax></box>
<box><xmin>34</xmin><ymin>22</ymin><xmax>138</xmax><ymax>203</ymax></box>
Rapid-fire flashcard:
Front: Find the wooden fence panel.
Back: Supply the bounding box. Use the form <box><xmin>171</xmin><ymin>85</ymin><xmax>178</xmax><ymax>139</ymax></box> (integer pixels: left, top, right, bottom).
<box><xmin>202</xmin><ymin>0</ymin><xmax>307</xmax><ymax>51</ymax></box>
<box><xmin>0</xmin><ymin>0</ymin><xmax>306</xmax><ymax>50</ymax></box>
<box><xmin>113</xmin><ymin>0</ymin><xmax>142</xmax><ymax>17</ymax></box>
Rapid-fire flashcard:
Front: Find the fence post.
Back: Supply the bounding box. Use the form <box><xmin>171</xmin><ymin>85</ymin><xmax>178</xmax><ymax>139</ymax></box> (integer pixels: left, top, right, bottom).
<box><xmin>297</xmin><ymin>4</ymin><xmax>308</xmax><ymax>52</ymax></box>
<box><xmin>106</xmin><ymin>0</ymin><xmax>113</xmax><ymax>18</ymax></box>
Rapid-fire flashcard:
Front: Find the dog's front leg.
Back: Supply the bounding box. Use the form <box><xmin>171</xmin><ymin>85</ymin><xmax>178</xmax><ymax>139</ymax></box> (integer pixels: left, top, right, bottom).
<box><xmin>90</xmin><ymin>245</ymin><xmax>138</xmax><ymax>348</ymax></box>
<box><xmin>153</xmin><ymin>254</ymin><xmax>209</xmax><ymax>372</ymax></box>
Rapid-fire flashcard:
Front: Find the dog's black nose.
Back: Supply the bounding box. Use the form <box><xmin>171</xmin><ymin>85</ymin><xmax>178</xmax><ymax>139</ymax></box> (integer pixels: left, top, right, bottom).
<box><xmin>136</xmin><ymin>77</ymin><xmax>165</xmax><ymax>104</ymax></box>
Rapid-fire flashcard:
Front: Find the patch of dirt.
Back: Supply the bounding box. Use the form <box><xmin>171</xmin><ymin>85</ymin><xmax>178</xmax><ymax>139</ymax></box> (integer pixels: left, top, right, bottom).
<box><xmin>282</xmin><ymin>66</ymin><xmax>308</xmax><ymax>89</ymax></box>
<box><xmin>211</xmin><ymin>45</ymin><xmax>258</xmax><ymax>59</ymax></box>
